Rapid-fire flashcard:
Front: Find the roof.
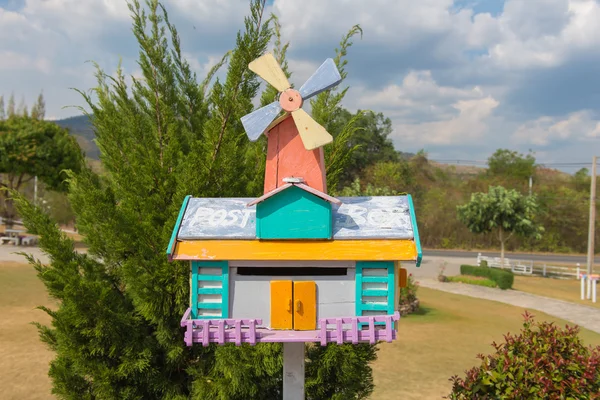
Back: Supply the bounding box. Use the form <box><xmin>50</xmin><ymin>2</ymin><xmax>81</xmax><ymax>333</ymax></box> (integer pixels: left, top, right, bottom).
<box><xmin>170</xmin><ymin>195</ymin><xmax>415</xmax><ymax>241</ymax></box>
<box><xmin>246</xmin><ymin>182</ymin><xmax>342</xmax><ymax>207</ymax></box>
<box><xmin>167</xmin><ymin>194</ymin><xmax>423</xmax><ymax>266</ymax></box>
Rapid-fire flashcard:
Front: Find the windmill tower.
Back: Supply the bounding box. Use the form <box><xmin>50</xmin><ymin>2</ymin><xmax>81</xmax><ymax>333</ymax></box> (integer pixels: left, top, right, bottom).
<box><xmin>240</xmin><ymin>53</ymin><xmax>342</xmax><ymax>194</ymax></box>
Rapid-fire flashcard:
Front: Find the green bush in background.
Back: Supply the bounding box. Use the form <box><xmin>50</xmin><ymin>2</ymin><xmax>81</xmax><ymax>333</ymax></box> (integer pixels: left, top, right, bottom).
<box><xmin>447</xmin><ymin>276</ymin><xmax>497</xmax><ymax>288</ymax></box>
<box><xmin>460</xmin><ymin>265</ymin><xmax>514</xmax><ymax>290</ymax></box>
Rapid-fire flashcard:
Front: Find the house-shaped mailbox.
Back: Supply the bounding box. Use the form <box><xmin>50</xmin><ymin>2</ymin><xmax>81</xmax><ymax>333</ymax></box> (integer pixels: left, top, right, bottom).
<box><xmin>167</xmin><ymin>115</ymin><xmax>422</xmax><ymax>347</ymax></box>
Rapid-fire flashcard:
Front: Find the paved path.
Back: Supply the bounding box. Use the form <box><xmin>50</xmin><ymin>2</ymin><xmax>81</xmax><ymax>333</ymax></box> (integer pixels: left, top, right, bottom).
<box><xmin>0</xmin><ymin>245</ymin><xmax>50</xmax><ymax>263</ymax></box>
<box><xmin>420</xmin><ymin>278</ymin><xmax>600</xmax><ymax>334</ymax></box>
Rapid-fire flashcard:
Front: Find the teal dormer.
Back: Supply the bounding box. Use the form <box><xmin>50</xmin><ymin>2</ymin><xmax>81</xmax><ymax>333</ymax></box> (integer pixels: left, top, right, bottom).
<box><xmin>247</xmin><ymin>178</ymin><xmax>342</xmax><ymax>240</ymax></box>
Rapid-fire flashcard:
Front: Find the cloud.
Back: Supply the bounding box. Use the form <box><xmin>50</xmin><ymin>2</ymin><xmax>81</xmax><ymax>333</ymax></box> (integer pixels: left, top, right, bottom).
<box><xmin>350</xmin><ymin>70</ymin><xmax>499</xmax><ymax>145</ymax></box>
<box><xmin>512</xmin><ymin>110</ymin><xmax>600</xmax><ymax>146</ymax></box>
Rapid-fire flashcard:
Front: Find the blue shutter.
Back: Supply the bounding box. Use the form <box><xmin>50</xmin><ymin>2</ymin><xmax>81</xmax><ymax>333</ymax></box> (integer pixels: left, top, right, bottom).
<box><xmin>355</xmin><ymin>261</ymin><xmax>395</xmax><ymax>326</ymax></box>
<box><xmin>191</xmin><ymin>261</ymin><xmax>229</xmax><ymax>319</ymax></box>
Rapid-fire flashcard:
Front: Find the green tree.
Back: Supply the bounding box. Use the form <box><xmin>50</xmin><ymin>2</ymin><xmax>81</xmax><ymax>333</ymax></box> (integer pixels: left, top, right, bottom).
<box><xmin>573</xmin><ymin>167</ymin><xmax>590</xmax><ymax>192</ymax></box>
<box><xmin>332</xmin><ymin>110</ymin><xmax>398</xmax><ymax>186</ymax></box>
<box><xmin>17</xmin><ymin>96</ymin><xmax>28</xmax><ymax>117</ymax></box>
<box><xmin>487</xmin><ymin>149</ymin><xmax>536</xmax><ymax>182</ymax></box>
<box><xmin>31</xmin><ymin>92</ymin><xmax>46</xmax><ymax>120</ymax></box>
<box><xmin>339</xmin><ymin>177</ymin><xmax>396</xmax><ymax>197</ymax></box>
<box><xmin>13</xmin><ymin>1</ymin><xmax>373</xmax><ymax>399</ymax></box>
<box><xmin>363</xmin><ymin>160</ymin><xmax>414</xmax><ymax>194</ymax></box>
<box><xmin>7</xmin><ymin>93</ymin><xmax>15</xmax><ymax>117</ymax></box>
<box><xmin>457</xmin><ymin>186</ymin><xmax>544</xmax><ymax>265</ymax></box>
<box><xmin>0</xmin><ymin>96</ymin><xmax>5</xmax><ymax>120</ymax></box>
<box><xmin>0</xmin><ymin>116</ymin><xmax>82</xmax><ymax>226</ymax></box>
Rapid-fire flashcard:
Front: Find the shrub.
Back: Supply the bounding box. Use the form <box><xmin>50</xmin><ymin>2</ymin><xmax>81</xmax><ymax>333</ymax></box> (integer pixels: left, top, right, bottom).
<box><xmin>399</xmin><ymin>274</ymin><xmax>419</xmax><ymax>305</ymax></box>
<box><xmin>480</xmin><ymin>259</ymin><xmax>488</xmax><ymax>268</ymax></box>
<box><xmin>490</xmin><ymin>269</ymin><xmax>514</xmax><ymax>290</ymax></box>
<box><xmin>447</xmin><ymin>276</ymin><xmax>497</xmax><ymax>288</ymax></box>
<box><xmin>460</xmin><ymin>264</ymin><xmax>492</xmax><ymax>278</ymax></box>
<box><xmin>448</xmin><ymin>312</ymin><xmax>600</xmax><ymax>399</ymax></box>
<box><xmin>460</xmin><ymin>265</ymin><xmax>514</xmax><ymax>290</ymax></box>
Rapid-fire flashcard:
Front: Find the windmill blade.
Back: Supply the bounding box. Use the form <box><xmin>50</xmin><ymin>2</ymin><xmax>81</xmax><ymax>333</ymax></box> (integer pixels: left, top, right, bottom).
<box><xmin>241</xmin><ymin>101</ymin><xmax>282</xmax><ymax>141</ymax></box>
<box><xmin>298</xmin><ymin>58</ymin><xmax>342</xmax><ymax>100</ymax></box>
<box><xmin>291</xmin><ymin>108</ymin><xmax>334</xmax><ymax>150</ymax></box>
<box><xmin>249</xmin><ymin>53</ymin><xmax>291</xmax><ymax>92</ymax></box>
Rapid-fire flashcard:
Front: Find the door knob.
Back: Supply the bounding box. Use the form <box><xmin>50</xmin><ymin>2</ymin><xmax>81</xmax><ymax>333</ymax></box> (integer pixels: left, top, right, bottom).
<box><xmin>295</xmin><ymin>300</ymin><xmax>302</xmax><ymax>313</ymax></box>
<box><xmin>287</xmin><ymin>299</ymin><xmax>292</xmax><ymax>313</ymax></box>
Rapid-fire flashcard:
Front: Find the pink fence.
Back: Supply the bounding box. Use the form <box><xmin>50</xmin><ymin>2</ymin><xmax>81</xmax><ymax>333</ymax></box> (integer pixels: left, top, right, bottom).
<box><xmin>180</xmin><ymin>308</ymin><xmax>400</xmax><ymax>347</ymax></box>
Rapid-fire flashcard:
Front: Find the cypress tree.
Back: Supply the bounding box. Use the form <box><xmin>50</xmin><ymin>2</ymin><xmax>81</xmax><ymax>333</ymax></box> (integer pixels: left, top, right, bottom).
<box><xmin>0</xmin><ymin>96</ymin><xmax>5</xmax><ymax>120</ymax></box>
<box><xmin>14</xmin><ymin>1</ymin><xmax>379</xmax><ymax>398</ymax></box>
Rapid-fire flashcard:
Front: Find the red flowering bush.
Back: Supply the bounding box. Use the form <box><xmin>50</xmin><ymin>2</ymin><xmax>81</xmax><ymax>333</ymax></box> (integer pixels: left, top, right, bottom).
<box><xmin>448</xmin><ymin>312</ymin><xmax>600</xmax><ymax>399</ymax></box>
<box><xmin>399</xmin><ymin>274</ymin><xmax>419</xmax><ymax>305</ymax></box>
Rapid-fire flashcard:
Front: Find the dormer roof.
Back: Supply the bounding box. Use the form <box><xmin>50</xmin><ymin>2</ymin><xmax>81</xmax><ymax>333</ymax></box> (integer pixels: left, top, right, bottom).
<box><xmin>247</xmin><ymin>180</ymin><xmax>341</xmax><ymax>207</ymax></box>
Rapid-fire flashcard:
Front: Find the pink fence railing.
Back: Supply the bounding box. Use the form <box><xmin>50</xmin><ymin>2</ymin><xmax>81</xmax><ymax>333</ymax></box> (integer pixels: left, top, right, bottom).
<box><xmin>180</xmin><ymin>308</ymin><xmax>400</xmax><ymax>347</ymax></box>
<box><xmin>318</xmin><ymin>313</ymin><xmax>399</xmax><ymax>346</ymax></box>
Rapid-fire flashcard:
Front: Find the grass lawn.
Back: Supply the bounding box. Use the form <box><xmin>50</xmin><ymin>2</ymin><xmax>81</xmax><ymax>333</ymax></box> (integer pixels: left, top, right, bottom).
<box><xmin>513</xmin><ymin>275</ymin><xmax>600</xmax><ymax>309</ymax></box>
<box><xmin>0</xmin><ymin>262</ymin><xmax>55</xmax><ymax>400</ymax></box>
<box><xmin>370</xmin><ymin>287</ymin><xmax>600</xmax><ymax>400</ymax></box>
<box><xmin>3</xmin><ymin>263</ymin><xmax>600</xmax><ymax>400</ymax></box>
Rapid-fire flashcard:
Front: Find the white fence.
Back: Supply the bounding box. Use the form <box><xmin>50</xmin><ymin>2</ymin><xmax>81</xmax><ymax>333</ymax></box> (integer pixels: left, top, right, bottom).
<box><xmin>476</xmin><ymin>253</ymin><xmax>579</xmax><ymax>279</ymax></box>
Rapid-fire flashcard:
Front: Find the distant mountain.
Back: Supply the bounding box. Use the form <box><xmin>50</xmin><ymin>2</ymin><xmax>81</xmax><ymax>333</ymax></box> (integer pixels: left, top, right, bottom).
<box><xmin>55</xmin><ymin>115</ymin><xmax>99</xmax><ymax>160</ymax></box>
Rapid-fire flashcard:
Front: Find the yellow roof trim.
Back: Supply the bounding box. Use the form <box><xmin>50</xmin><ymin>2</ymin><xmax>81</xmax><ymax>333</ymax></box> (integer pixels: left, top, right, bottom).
<box><xmin>171</xmin><ymin>239</ymin><xmax>417</xmax><ymax>261</ymax></box>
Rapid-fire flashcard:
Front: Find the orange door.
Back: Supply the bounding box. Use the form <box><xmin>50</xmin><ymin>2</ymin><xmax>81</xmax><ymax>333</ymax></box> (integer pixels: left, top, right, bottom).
<box><xmin>293</xmin><ymin>281</ymin><xmax>316</xmax><ymax>330</ymax></box>
<box><xmin>270</xmin><ymin>280</ymin><xmax>293</xmax><ymax>329</ymax></box>
<box><xmin>270</xmin><ymin>280</ymin><xmax>316</xmax><ymax>330</ymax></box>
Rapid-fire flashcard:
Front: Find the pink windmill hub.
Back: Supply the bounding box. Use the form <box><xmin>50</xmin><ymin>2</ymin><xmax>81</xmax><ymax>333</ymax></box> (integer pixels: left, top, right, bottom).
<box><xmin>279</xmin><ymin>89</ymin><xmax>303</xmax><ymax>112</ymax></box>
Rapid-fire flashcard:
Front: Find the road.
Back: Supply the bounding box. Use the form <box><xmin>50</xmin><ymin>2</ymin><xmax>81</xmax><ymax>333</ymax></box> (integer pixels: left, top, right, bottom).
<box><xmin>424</xmin><ymin>249</ymin><xmax>598</xmax><ymax>264</ymax></box>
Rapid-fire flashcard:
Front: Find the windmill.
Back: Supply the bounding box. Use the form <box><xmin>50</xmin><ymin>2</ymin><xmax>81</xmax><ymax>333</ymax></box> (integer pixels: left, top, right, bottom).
<box><xmin>240</xmin><ymin>53</ymin><xmax>342</xmax><ymax>151</ymax></box>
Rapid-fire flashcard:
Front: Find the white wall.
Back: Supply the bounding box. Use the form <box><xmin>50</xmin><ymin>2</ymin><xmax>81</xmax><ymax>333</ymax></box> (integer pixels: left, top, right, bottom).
<box><xmin>229</xmin><ymin>261</ymin><xmax>356</xmax><ymax>328</ymax></box>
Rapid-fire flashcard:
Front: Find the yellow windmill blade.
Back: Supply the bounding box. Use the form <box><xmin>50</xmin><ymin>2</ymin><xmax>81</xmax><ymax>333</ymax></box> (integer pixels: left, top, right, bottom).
<box><xmin>291</xmin><ymin>108</ymin><xmax>334</xmax><ymax>150</ymax></box>
<box><xmin>249</xmin><ymin>53</ymin><xmax>291</xmax><ymax>92</ymax></box>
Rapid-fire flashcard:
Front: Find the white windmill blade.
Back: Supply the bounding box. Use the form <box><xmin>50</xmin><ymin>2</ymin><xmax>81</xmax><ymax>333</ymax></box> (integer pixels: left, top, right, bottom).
<box><xmin>249</xmin><ymin>53</ymin><xmax>291</xmax><ymax>92</ymax></box>
<box><xmin>291</xmin><ymin>108</ymin><xmax>334</xmax><ymax>150</ymax></box>
<box><xmin>240</xmin><ymin>101</ymin><xmax>282</xmax><ymax>141</ymax></box>
<box><xmin>298</xmin><ymin>58</ymin><xmax>342</xmax><ymax>100</ymax></box>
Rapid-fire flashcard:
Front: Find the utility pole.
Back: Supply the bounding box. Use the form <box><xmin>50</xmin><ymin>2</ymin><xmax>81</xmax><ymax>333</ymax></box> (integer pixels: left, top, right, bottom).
<box><xmin>587</xmin><ymin>156</ymin><xmax>597</xmax><ymax>276</ymax></box>
<box><xmin>528</xmin><ymin>176</ymin><xmax>533</xmax><ymax>196</ymax></box>
<box><xmin>34</xmin><ymin>175</ymin><xmax>38</xmax><ymax>206</ymax></box>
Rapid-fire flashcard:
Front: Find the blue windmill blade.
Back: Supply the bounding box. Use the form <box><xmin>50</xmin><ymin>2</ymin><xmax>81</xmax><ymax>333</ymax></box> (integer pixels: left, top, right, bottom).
<box><xmin>240</xmin><ymin>101</ymin><xmax>282</xmax><ymax>141</ymax></box>
<box><xmin>298</xmin><ymin>58</ymin><xmax>342</xmax><ymax>100</ymax></box>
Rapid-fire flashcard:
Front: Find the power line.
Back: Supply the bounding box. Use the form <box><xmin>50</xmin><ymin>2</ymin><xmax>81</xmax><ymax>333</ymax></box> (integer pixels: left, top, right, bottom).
<box><xmin>430</xmin><ymin>159</ymin><xmax>593</xmax><ymax>168</ymax></box>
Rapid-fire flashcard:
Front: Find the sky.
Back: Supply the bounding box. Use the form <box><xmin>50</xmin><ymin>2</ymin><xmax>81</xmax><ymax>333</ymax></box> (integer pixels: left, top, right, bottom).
<box><xmin>1</xmin><ymin>0</ymin><xmax>599</xmax><ymax>170</ymax></box>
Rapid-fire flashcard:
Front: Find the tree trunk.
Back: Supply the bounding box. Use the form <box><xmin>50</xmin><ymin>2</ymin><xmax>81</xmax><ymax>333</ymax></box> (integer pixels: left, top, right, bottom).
<box><xmin>3</xmin><ymin>197</ymin><xmax>15</xmax><ymax>229</ymax></box>
<box><xmin>499</xmin><ymin>228</ymin><xmax>505</xmax><ymax>268</ymax></box>
<box><xmin>2</xmin><ymin>173</ymin><xmax>23</xmax><ymax>229</ymax></box>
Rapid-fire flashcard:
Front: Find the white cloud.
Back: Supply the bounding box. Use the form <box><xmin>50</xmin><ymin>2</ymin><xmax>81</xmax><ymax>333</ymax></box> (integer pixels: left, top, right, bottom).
<box><xmin>0</xmin><ymin>51</ymin><xmax>51</xmax><ymax>73</ymax></box>
<box><xmin>350</xmin><ymin>70</ymin><xmax>499</xmax><ymax>145</ymax></box>
<box><xmin>393</xmin><ymin>96</ymin><xmax>499</xmax><ymax>145</ymax></box>
<box><xmin>512</xmin><ymin>110</ymin><xmax>600</xmax><ymax>145</ymax></box>
<box><xmin>482</xmin><ymin>0</ymin><xmax>600</xmax><ymax>69</ymax></box>
<box><xmin>169</xmin><ymin>0</ymin><xmax>248</xmax><ymax>24</ymax></box>
<box><xmin>273</xmin><ymin>0</ymin><xmax>467</xmax><ymax>50</ymax></box>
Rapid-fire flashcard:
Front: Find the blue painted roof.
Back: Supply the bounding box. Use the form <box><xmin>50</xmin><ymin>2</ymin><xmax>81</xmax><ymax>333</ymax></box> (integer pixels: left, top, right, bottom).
<box><xmin>174</xmin><ymin>195</ymin><xmax>417</xmax><ymax>241</ymax></box>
